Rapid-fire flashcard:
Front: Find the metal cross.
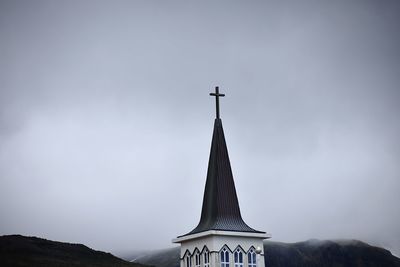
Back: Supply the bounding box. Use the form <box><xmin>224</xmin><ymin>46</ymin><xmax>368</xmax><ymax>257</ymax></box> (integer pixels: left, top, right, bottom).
<box><xmin>209</xmin><ymin>86</ymin><xmax>225</xmax><ymax>119</ymax></box>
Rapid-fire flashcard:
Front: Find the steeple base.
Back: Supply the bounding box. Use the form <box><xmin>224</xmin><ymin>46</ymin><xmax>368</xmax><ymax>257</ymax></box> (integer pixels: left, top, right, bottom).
<box><xmin>173</xmin><ymin>231</ymin><xmax>270</xmax><ymax>267</ymax></box>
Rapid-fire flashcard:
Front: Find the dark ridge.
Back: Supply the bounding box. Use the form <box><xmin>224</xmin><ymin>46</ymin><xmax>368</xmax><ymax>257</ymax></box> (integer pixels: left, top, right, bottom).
<box><xmin>133</xmin><ymin>239</ymin><xmax>400</xmax><ymax>267</ymax></box>
<box><xmin>180</xmin><ymin>119</ymin><xmax>263</xmax><ymax>237</ymax></box>
<box><xmin>264</xmin><ymin>239</ymin><xmax>400</xmax><ymax>267</ymax></box>
<box><xmin>0</xmin><ymin>234</ymin><xmax>147</xmax><ymax>267</ymax></box>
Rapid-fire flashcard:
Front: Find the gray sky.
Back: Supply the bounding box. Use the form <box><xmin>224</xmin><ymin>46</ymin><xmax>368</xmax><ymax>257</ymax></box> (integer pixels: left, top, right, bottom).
<box><xmin>1</xmin><ymin>0</ymin><xmax>400</xmax><ymax>257</ymax></box>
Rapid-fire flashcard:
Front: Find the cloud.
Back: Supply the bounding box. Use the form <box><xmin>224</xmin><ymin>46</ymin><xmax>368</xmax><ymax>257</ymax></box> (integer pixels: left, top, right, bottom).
<box><xmin>1</xmin><ymin>0</ymin><xmax>399</xmax><ymax>256</ymax></box>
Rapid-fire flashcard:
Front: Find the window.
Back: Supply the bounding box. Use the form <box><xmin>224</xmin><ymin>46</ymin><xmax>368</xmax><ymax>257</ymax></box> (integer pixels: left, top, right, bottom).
<box><xmin>204</xmin><ymin>248</ymin><xmax>210</xmax><ymax>267</ymax></box>
<box><xmin>248</xmin><ymin>248</ymin><xmax>256</xmax><ymax>267</ymax></box>
<box><xmin>195</xmin><ymin>251</ymin><xmax>200</xmax><ymax>267</ymax></box>
<box><xmin>220</xmin><ymin>247</ymin><xmax>230</xmax><ymax>267</ymax></box>
<box><xmin>234</xmin><ymin>248</ymin><xmax>243</xmax><ymax>267</ymax></box>
<box><xmin>186</xmin><ymin>254</ymin><xmax>192</xmax><ymax>267</ymax></box>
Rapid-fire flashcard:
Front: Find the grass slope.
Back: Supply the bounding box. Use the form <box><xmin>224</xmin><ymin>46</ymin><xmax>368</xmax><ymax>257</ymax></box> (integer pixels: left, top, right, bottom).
<box><xmin>0</xmin><ymin>235</ymin><xmax>146</xmax><ymax>267</ymax></box>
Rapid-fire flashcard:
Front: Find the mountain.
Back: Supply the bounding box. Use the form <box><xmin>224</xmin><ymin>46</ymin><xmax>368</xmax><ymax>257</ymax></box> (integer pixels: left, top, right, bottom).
<box><xmin>2</xmin><ymin>234</ymin><xmax>399</xmax><ymax>267</ymax></box>
<box><xmin>129</xmin><ymin>247</ymin><xmax>180</xmax><ymax>267</ymax></box>
<box><xmin>131</xmin><ymin>239</ymin><xmax>400</xmax><ymax>267</ymax></box>
<box><xmin>0</xmin><ymin>235</ymin><xmax>146</xmax><ymax>267</ymax></box>
<box><xmin>264</xmin><ymin>239</ymin><xmax>400</xmax><ymax>267</ymax></box>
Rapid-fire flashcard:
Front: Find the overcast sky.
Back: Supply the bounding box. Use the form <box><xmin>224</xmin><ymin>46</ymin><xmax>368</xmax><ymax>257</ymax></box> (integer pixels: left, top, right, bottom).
<box><xmin>1</xmin><ymin>0</ymin><xmax>400</xmax><ymax>257</ymax></box>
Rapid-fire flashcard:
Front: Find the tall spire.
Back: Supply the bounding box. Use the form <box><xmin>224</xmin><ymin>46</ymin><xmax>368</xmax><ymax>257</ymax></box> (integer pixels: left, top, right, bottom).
<box><xmin>180</xmin><ymin>88</ymin><xmax>264</xmax><ymax>236</ymax></box>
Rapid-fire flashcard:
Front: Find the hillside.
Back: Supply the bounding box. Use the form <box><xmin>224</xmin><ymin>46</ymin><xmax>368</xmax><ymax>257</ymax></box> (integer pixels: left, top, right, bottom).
<box><xmin>0</xmin><ymin>235</ymin><xmax>146</xmax><ymax>267</ymax></box>
<box><xmin>132</xmin><ymin>239</ymin><xmax>400</xmax><ymax>267</ymax></box>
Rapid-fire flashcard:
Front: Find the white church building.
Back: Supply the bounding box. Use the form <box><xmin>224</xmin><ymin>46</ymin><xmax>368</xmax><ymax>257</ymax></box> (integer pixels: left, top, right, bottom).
<box><xmin>173</xmin><ymin>87</ymin><xmax>270</xmax><ymax>267</ymax></box>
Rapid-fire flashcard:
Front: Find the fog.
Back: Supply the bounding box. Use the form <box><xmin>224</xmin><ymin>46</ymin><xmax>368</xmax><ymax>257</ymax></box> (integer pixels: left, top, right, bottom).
<box><xmin>1</xmin><ymin>0</ymin><xmax>399</xmax><ymax>256</ymax></box>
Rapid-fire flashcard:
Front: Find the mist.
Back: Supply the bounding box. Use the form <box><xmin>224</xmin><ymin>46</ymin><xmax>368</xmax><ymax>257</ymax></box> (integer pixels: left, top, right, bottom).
<box><xmin>1</xmin><ymin>0</ymin><xmax>399</xmax><ymax>256</ymax></box>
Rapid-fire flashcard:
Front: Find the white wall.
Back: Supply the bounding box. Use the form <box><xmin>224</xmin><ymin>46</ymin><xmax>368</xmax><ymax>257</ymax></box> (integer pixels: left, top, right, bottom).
<box><xmin>179</xmin><ymin>234</ymin><xmax>265</xmax><ymax>267</ymax></box>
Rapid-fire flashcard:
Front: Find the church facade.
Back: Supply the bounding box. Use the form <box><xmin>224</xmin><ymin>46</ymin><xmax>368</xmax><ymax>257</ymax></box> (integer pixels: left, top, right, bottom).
<box><xmin>173</xmin><ymin>87</ymin><xmax>269</xmax><ymax>267</ymax></box>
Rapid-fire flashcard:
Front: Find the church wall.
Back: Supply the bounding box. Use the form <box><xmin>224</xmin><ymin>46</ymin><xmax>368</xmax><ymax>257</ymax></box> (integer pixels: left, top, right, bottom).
<box><xmin>179</xmin><ymin>234</ymin><xmax>265</xmax><ymax>267</ymax></box>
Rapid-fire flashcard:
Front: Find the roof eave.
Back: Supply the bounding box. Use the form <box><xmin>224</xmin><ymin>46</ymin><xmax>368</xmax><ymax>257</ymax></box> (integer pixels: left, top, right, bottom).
<box><xmin>173</xmin><ymin>230</ymin><xmax>270</xmax><ymax>243</ymax></box>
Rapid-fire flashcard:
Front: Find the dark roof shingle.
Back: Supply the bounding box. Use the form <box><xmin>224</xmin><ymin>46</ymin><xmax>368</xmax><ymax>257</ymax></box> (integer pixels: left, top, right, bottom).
<box><xmin>180</xmin><ymin>118</ymin><xmax>264</xmax><ymax>237</ymax></box>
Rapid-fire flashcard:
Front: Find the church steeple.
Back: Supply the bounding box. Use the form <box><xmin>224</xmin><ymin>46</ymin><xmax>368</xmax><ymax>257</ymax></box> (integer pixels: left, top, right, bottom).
<box><xmin>180</xmin><ymin>87</ymin><xmax>264</xmax><ymax>236</ymax></box>
<box><xmin>174</xmin><ymin>87</ymin><xmax>268</xmax><ymax>267</ymax></box>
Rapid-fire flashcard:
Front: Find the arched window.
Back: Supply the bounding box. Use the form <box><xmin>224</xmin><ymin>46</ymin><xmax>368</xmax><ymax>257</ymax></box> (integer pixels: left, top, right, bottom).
<box><xmin>186</xmin><ymin>254</ymin><xmax>192</xmax><ymax>267</ymax></box>
<box><xmin>234</xmin><ymin>248</ymin><xmax>243</xmax><ymax>267</ymax></box>
<box><xmin>194</xmin><ymin>251</ymin><xmax>200</xmax><ymax>267</ymax></box>
<box><xmin>220</xmin><ymin>247</ymin><xmax>230</xmax><ymax>267</ymax></box>
<box><xmin>204</xmin><ymin>248</ymin><xmax>210</xmax><ymax>267</ymax></box>
<box><xmin>247</xmin><ymin>248</ymin><xmax>256</xmax><ymax>267</ymax></box>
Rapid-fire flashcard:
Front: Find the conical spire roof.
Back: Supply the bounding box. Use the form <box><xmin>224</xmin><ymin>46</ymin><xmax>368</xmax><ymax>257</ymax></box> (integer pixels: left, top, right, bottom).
<box><xmin>181</xmin><ymin>118</ymin><xmax>264</xmax><ymax>236</ymax></box>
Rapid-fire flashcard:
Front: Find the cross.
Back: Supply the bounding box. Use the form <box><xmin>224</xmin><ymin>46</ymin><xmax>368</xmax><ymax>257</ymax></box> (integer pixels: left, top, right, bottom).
<box><xmin>209</xmin><ymin>86</ymin><xmax>225</xmax><ymax>119</ymax></box>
